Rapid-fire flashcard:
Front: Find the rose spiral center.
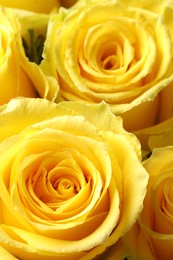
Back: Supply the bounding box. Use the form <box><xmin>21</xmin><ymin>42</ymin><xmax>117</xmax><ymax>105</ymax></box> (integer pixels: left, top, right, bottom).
<box><xmin>99</xmin><ymin>42</ymin><xmax>121</xmax><ymax>70</ymax></box>
<box><xmin>53</xmin><ymin>178</ymin><xmax>77</xmax><ymax>195</ymax></box>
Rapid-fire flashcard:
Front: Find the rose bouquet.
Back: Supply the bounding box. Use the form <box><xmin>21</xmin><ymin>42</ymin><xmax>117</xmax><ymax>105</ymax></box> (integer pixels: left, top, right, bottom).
<box><xmin>0</xmin><ymin>0</ymin><xmax>173</xmax><ymax>259</ymax></box>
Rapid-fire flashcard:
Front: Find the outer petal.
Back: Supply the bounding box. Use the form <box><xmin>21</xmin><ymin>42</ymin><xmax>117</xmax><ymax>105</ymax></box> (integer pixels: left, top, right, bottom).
<box><xmin>101</xmin><ymin>133</ymin><xmax>148</xmax><ymax>244</ymax></box>
<box><xmin>0</xmin><ymin>98</ymin><xmax>71</xmax><ymax>141</ymax></box>
<box><xmin>0</xmin><ymin>97</ymin><xmax>141</xmax><ymax>157</ymax></box>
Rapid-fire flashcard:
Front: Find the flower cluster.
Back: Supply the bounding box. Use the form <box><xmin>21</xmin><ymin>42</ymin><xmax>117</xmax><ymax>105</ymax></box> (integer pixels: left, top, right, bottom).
<box><xmin>0</xmin><ymin>0</ymin><xmax>173</xmax><ymax>259</ymax></box>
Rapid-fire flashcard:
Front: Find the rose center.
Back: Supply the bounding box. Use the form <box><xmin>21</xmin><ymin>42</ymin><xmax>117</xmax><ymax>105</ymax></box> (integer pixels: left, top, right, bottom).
<box><xmin>53</xmin><ymin>178</ymin><xmax>77</xmax><ymax>195</ymax></box>
<box><xmin>98</xmin><ymin>42</ymin><xmax>122</xmax><ymax>70</ymax></box>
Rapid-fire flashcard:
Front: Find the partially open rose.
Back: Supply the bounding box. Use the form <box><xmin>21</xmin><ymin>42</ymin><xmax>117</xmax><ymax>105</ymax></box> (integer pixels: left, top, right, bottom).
<box><xmin>0</xmin><ymin>8</ymin><xmax>50</xmax><ymax>105</ymax></box>
<box><xmin>0</xmin><ymin>98</ymin><xmax>148</xmax><ymax>259</ymax></box>
<box><xmin>41</xmin><ymin>0</ymin><xmax>173</xmax><ymax>131</ymax></box>
<box><xmin>124</xmin><ymin>146</ymin><xmax>173</xmax><ymax>260</ymax></box>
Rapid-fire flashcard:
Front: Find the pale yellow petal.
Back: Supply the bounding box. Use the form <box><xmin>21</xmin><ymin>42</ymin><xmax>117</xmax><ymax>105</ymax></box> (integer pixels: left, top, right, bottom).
<box><xmin>97</xmin><ymin>133</ymin><xmax>148</xmax><ymax>247</ymax></box>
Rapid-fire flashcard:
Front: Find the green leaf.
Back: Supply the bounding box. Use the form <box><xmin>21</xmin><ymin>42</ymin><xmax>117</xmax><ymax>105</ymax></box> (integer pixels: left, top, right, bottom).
<box><xmin>22</xmin><ymin>29</ymin><xmax>45</xmax><ymax>64</ymax></box>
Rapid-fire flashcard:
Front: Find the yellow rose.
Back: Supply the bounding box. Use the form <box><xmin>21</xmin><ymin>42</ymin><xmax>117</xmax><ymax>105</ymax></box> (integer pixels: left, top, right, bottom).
<box><xmin>0</xmin><ymin>8</ymin><xmax>51</xmax><ymax>105</ymax></box>
<box><xmin>124</xmin><ymin>147</ymin><xmax>173</xmax><ymax>260</ymax></box>
<box><xmin>0</xmin><ymin>0</ymin><xmax>60</xmax><ymax>13</ymax></box>
<box><xmin>8</xmin><ymin>7</ymin><xmax>59</xmax><ymax>101</ymax></box>
<box><xmin>41</xmin><ymin>0</ymin><xmax>173</xmax><ymax>131</ymax></box>
<box><xmin>0</xmin><ymin>97</ymin><xmax>148</xmax><ymax>259</ymax></box>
